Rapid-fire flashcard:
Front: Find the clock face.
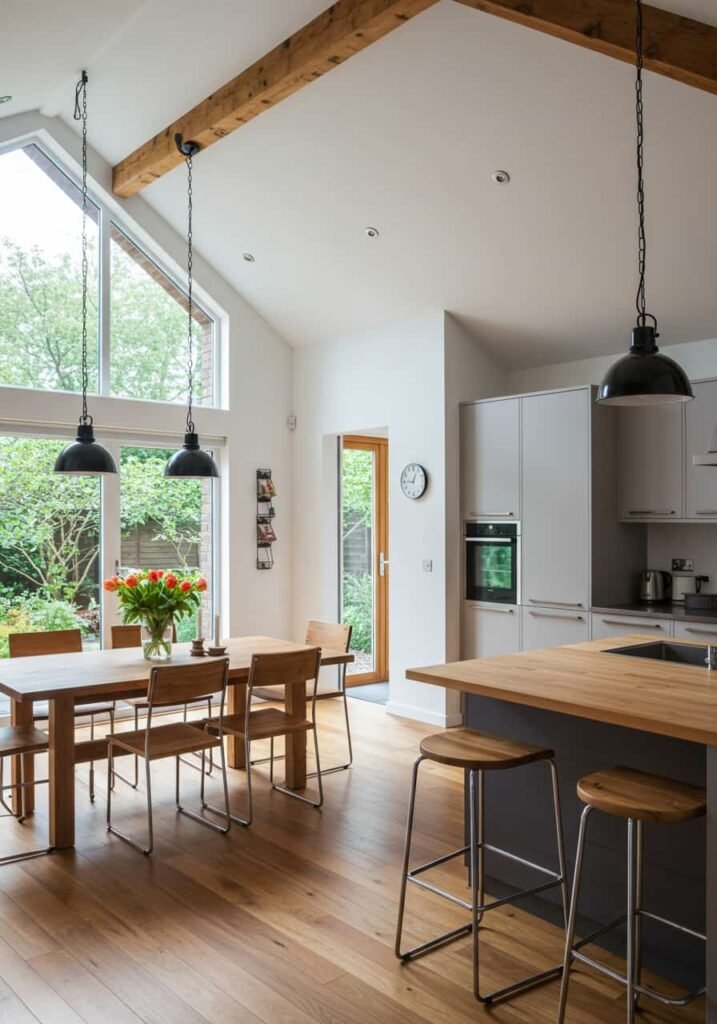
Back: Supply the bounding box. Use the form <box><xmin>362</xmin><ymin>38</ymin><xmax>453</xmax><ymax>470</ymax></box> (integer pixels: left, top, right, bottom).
<box><xmin>400</xmin><ymin>463</ymin><xmax>428</xmax><ymax>499</ymax></box>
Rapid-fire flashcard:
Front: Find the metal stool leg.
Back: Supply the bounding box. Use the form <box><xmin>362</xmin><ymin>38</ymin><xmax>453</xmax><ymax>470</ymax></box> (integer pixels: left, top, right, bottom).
<box><xmin>175</xmin><ymin>750</ymin><xmax>230</xmax><ymax>836</ymax></box>
<box><xmin>203</xmin><ymin>730</ymin><xmax>254</xmax><ymax>827</ymax></box>
<box><xmin>89</xmin><ymin>713</ymin><xmax>96</xmax><ymax>802</ymax></box>
<box><xmin>106</xmin><ymin>740</ymin><xmax>154</xmax><ymax>854</ymax></box>
<box><xmin>633</xmin><ymin>820</ymin><xmax>644</xmax><ymax>1011</ymax></box>
<box><xmin>558</xmin><ymin>805</ymin><xmax>593</xmax><ymax>1023</ymax></box>
<box><xmin>626</xmin><ymin>819</ymin><xmax>637</xmax><ymax>1024</ymax></box>
<box><xmin>549</xmin><ymin>758</ymin><xmax>570</xmax><ymax>929</ymax></box>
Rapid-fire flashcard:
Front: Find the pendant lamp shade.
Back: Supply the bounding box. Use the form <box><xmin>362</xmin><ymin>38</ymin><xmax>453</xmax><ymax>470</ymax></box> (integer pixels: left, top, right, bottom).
<box><xmin>596</xmin><ymin>1</ymin><xmax>692</xmax><ymax>408</ymax></box>
<box><xmin>165</xmin><ymin>135</ymin><xmax>219</xmax><ymax>480</ymax></box>
<box><xmin>55</xmin><ymin>72</ymin><xmax>117</xmax><ymax>475</ymax></box>
<box><xmin>597</xmin><ymin>326</ymin><xmax>694</xmax><ymax>406</ymax></box>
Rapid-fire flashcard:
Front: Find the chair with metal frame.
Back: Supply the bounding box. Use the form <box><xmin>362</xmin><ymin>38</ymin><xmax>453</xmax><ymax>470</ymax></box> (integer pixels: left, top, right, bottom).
<box><xmin>0</xmin><ymin>724</ymin><xmax>53</xmax><ymax>864</ymax></box>
<box><xmin>203</xmin><ymin>647</ymin><xmax>323</xmax><ymax>827</ymax></box>
<box><xmin>110</xmin><ymin>623</ymin><xmax>213</xmax><ymax>787</ymax></box>
<box><xmin>558</xmin><ymin>766</ymin><xmax>706</xmax><ymax>1022</ymax></box>
<box><xmin>9</xmin><ymin>629</ymin><xmax>115</xmax><ymax>803</ymax></box>
<box><xmin>251</xmin><ymin>621</ymin><xmax>353</xmax><ymax>776</ymax></box>
<box><xmin>106</xmin><ymin>657</ymin><xmax>231</xmax><ymax>855</ymax></box>
<box><xmin>395</xmin><ymin>728</ymin><xmax>569</xmax><ymax>1005</ymax></box>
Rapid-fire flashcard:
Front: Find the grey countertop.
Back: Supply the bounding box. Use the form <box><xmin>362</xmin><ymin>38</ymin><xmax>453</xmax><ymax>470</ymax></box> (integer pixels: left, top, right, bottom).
<box><xmin>592</xmin><ymin>602</ymin><xmax>717</xmax><ymax>625</ymax></box>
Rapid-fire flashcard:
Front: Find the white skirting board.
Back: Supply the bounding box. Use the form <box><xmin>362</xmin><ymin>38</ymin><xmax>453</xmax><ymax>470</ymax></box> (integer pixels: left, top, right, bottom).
<box><xmin>386</xmin><ymin>701</ymin><xmax>463</xmax><ymax>728</ymax></box>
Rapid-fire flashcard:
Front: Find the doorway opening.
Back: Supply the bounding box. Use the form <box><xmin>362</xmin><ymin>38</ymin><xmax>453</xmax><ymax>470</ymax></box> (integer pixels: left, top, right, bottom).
<box><xmin>340</xmin><ymin>435</ymin><xmax>388</xmax><ymax>692</ymax></box>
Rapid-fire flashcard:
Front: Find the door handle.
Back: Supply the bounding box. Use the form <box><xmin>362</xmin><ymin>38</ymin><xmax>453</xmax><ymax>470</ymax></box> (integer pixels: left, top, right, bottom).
<box><xmin>529</xmin><ymin>611</ymin><xmax>584</xmax><ymax>622</ymax></box>
<box><xmin>379</xmin><ymin>552</ymin><xmax>389</xmax><ymax>577</ymax></box>
<box><xmin>602</xmin><ymin>618</ymin><xmax>663</xmax><ymax>626</ymax></box>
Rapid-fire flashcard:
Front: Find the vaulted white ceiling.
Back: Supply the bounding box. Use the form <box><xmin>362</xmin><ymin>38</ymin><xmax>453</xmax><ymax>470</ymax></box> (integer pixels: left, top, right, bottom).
<box><xmin>2</xmin><ymin>0</ymin><xmax>716</xmax><ymax>368</ymax></box>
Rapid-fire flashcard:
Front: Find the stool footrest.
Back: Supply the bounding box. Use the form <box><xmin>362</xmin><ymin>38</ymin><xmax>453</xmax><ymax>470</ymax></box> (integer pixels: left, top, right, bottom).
<box><xmin>570</xmin><ymin>911</ymin><xmax>705</xmax><ymax>1009</ymax></box>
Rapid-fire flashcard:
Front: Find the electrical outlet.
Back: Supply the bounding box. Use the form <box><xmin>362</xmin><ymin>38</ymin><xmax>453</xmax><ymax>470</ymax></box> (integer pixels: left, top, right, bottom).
<box><xmin>672</xmin><ymin>558</ymin><xmax>694</xmax><ymax>572</ymax></box>
<box><xmin>422</xmin><ymin>559</ymin><xmax>433</xmax><ymax>573</ymax></box>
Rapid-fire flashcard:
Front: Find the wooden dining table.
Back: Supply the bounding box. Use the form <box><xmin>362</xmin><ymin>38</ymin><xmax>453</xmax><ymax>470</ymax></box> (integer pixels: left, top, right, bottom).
<box><xmin>0</xmin><ymin>635</ymin><xmax>353</xmax><ymax>850</ymax></box>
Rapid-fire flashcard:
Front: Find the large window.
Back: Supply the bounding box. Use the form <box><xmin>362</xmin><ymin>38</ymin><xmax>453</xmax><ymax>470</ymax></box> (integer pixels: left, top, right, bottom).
<box><xmin>0</xmin><ymin>145</ymin><xmax>99</xmax><ymax>392</ymax></box>
<box><xmin>0</xmin><ymin>142</ymin><xmax>217</xmax><ymax>405</ymax></box>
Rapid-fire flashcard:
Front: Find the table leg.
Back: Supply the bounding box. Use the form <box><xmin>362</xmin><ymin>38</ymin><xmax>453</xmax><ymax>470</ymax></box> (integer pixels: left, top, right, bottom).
<box><xmin>707</xmin><ymin>745</ymin><xmax>717</xmax><ymax>1023</ymax></box>
<box><xmin>284</xmin><ymin>680</ymin><xmax>307</xmax><ymax>790</ymax></box>
<box><xmin>227</xmin><ymin>681</ymin><xmax>247</xmax><ymax>770</ymax></box>
<box><xmin>11</xmin><ymin>699</ymin><xmax>34</xmax><ymax>816</ymax></box>
<box><xmin>49</xmin><ymin>696</ymin><xmax>75</xmax><ymax>850</ymax></box>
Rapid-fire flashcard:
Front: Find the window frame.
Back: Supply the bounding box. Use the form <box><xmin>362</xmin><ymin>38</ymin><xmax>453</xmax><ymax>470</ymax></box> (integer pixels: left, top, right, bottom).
<box><xmin>0</xmin><ymin>134</ymin><xmax>224</xmax><ymax>411</ymax></box>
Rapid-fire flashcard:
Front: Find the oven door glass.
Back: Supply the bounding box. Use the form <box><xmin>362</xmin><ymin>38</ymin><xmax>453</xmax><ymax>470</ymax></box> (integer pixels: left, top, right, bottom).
<box><xmin>466</xmin><ymin>538</ymin><xmax>517</xmax><ymax>603</ymax></box>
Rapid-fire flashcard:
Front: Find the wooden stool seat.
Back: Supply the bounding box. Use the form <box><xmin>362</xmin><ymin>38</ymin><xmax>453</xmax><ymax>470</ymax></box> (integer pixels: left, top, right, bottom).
<box><xmin>419</xmin><ymin>728</ymin><xmax>553</xmax><ymax>771</ymax></box>
<box><xmin>0</xmin><ymin>726</ymin><xmax>49</xmax><ymax>757</ymax></box>
<box><xmin>577</xmin><ymin>766</ymin><xmax>706</xmax><ymax>823</ymax></box>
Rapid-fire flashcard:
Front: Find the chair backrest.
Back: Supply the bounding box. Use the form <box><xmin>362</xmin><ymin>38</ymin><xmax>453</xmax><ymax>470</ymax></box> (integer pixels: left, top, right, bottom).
<box><xmin>305</xmin><ymin>620</ymin><xmax>352</xmax><ymax>653</ymax></box>
<box><xmin>9</xmin><ymin>629</ymin><xmax>83</xmax><ymax>659</ymax></box>
<box><xmin>248</xmin><ymin>648</ymin><xmax>322</xmax><ymax>710</ymax></box>
<box><xmin>110</xmin><ymin>624</ymin><xmax>142</xmax><ymax>649</ymax></box>
<box><xmin>147</xmin><ymin>657</ymin><xmax>229</xmax><ymax>711</ymax></box>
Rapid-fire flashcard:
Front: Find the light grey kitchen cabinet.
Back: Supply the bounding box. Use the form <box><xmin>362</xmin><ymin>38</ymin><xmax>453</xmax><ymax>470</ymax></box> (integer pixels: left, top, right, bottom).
<box><xmin>521</xmin><ymin>606</ymin><xmax>589</xmax><ymax>651</ymax></box>
<box><xmin>462</xmin><ymin>602</ymin><xmax>520</xmax><ymax>660</ymax></box>
<box><xmin>618</xmin><ymin>404</ymin><xmax>684</xmax><ymax>520</ymax></box>
<box><xmin>673</xmin><ymin>619</ymin><xmax>717</xmax><ymax>643</ymax></box>
<box><xmin>521</xmin><ymin>388</ymin><xmax>590</xmax><ymax>610</ymax></box>
<box><xmin>461</xmin><ymin>398</ymin><xmax>520</xmax><ymax>520</ymax></box>
<box><xmin>591</xmin><ymin>612</ymin><xmax>672</xmax><ymax>641</ymax></box>
<box><xmin>686</xmin><ymin>379</ymin><xmax>717</xmax><ymax>520</ymax></box>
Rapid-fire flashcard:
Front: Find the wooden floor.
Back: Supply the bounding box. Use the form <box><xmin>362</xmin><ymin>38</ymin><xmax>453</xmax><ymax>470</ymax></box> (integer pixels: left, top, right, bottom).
<box><xmin>0</xmin><ymin>698</ymin><xmax>704</xmax><ymax>1024</ymax></box>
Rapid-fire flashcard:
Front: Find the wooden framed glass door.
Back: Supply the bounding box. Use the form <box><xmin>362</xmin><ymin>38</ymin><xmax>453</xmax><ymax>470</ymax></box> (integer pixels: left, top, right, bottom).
<box><xmin>340</xmin><ymin>435</ymin><xmax>388</xmax><ymax>686</ymax></box>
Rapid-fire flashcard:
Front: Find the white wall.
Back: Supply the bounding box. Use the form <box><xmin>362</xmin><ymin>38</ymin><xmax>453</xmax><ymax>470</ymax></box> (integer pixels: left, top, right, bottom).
<box><xmin>0</xmin><ymin>113</ymin><xmax>294</xmax><ymax>642</ymax></box>
<box><xmin>292</xmin><ymin>312</ymin><xmax>505</xmax><ymax>726</ymax></box>
<box><xmin>507</xmin><ymin>337</ymin><xmax>717</xmax><ymax>394</ymax></box>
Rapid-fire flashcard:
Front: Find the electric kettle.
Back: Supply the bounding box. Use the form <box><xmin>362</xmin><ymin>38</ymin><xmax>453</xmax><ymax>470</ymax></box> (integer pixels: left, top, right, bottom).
<box><xmin>639</xmin><ymin>570</ymin><xmax>671</xmax><ymax>603</ymax></box>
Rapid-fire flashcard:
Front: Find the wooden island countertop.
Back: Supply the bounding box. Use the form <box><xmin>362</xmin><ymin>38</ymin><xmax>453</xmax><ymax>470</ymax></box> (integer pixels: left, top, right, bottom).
<box><xmin>406</xmin><ymin>634</ymin><xmax>717</xmax><ymax>747</ymax></box>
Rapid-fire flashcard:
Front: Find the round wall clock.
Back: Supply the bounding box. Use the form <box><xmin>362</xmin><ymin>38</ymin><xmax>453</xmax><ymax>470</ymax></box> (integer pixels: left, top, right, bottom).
<box><xmin>400</xmin><ymin>463</ymin><xmax>428</xmax><ymax>499</ymax></box>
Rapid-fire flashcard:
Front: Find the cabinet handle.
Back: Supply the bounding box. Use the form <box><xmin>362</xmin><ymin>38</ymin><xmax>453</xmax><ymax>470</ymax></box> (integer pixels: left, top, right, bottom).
<box><xmin>626</xmin><ymin>510</ymin><xmax>676</xmax><ymax>516</ymax></box>
<box><xmin>695</xmin><ymin>511</ymin><xmax>717</xmax><ymax>516</ymax></box>
<box><xmin>529</xmin><ymin>598</ymin><xmax>584</xmax><ymax>608</ymax></box>
<box><xmin>472</xmin><ymin>512</ymin><xmax>515</xmax><ymax>518</ymax></box>
<box><xmin>529</xmin><ymin>611</ymin><xmax>584</xmax><ymax>622</ymax></box>
<box><xmin>470</xmin><ymin>605</ymin><xmax>514</xmax><ymax>614</ymax></box>
<box><xmin>684</xmin><ymin>626</ymin><xmax>717</xmax><ymax>636</ymax></box>
<box><xmin>602</xmin><ymin>620</ymin><xmax>664</xmax><ymax>629</ymax></box>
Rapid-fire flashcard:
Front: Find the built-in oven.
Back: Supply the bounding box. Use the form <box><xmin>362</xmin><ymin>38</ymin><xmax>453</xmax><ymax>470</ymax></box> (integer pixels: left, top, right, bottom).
<box><xmin>465</xmin><ymin>521</ymin><xmax>520</xmax><ymax>604</ymax></box>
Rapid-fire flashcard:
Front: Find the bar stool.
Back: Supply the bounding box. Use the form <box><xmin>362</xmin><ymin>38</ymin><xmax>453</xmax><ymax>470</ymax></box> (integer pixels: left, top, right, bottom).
<box><xmin>557</xmin><ymin>766</ymin><xmax>706</xmax><ymax>1022</ymax></box>
<box><xmin>395</xmin><ymin>728</ymin><xmax>569</xmax><ymax>1004</ymax></box>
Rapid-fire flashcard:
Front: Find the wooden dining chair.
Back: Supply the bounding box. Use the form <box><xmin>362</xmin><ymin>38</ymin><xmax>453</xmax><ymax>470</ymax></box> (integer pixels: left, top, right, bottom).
<box><xmin>0</xmin><ymin>724</ymin><xmax>53</xmax><ymax>864</ymax></box>
<box><xmin>106</xmin><ymin>658</ymin><xmax>231</xmax><ymax>855</ymax></box>
<box><xmin>203</xmin><ymin>647</ymin><xmax>323</xmax><ymax>827</ymax></box>
<box><xmin>8</xmin><ymin>629</ymin><xmax>116</xmax><ymax>803</ymax></box>
<box><xmin>110</xmin><ymin>623</ymin><xmax>213</xmax><ymax>788</ymax></box>
<box><xmin>252</xmin><ymin>621</ymin><xmax>353</xmax><ymax>776</ymax></box>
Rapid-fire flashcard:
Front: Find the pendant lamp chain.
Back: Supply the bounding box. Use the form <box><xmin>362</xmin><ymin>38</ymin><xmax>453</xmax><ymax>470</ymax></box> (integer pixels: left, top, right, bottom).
<box><xmin>184</xmin><ymin>151</ymin><xmax>195</xmax><ymax>435</ymax></box>
<box><xmin>634</xmin><ymin>0</ymin><xmax>654</xmax><ymax>333</ymax></box>
<box><xmin>73</xmin><ymin>71</ymin><xmax>91</xmax><ymax>425</ymax></box>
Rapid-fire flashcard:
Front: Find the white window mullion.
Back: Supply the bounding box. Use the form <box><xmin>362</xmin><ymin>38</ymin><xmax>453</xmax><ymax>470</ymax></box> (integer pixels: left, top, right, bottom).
<box><xmin>99</xmin><ymin>208</ymin><xmax>111</xmax><ymax>397</ymax></box>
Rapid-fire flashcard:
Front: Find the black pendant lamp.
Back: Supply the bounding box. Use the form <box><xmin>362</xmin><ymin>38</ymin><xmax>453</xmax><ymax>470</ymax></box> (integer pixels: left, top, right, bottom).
<box><xmin>165</xmin><ymin>135</ymin><xmax>219</xmax><ymax>479</ymax></box>
<box><xmin>55</xmin><ymin>72</ymin><xmax>117</xmax><ymax>475</ymax></box>
<box><xmin>596</xmin><ymin>1</ymin><xmax>692</xmax><ymax>407</ymax></box>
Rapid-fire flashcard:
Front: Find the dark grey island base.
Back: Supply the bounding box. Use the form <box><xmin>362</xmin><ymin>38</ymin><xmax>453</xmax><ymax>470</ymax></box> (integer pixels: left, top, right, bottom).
<box><xmin>465</xmin><ymin>694</ymin><xmax>706</xmax><ymax>992</ymax></box>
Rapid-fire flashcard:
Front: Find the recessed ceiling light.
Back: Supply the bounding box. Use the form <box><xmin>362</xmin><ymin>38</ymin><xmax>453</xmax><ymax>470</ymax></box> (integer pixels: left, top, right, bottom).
<box><xmin>365</xmin><ymin>226</ymin><xmax>380</xmax><ymax>238</ymax></box>
<box><xmin>242</xmin><ymin>252</ymin><xmax>255</xmax><ymax>262</ymax></box>
<box><xmin>0</xmin><ymin>96</ymin><xmax>12</xmax><ymax>105</ymax></box>
<box><xmin>492</xmin><ymin>170</ymin><xmax>511</xmax><ymax>185</ymax></box>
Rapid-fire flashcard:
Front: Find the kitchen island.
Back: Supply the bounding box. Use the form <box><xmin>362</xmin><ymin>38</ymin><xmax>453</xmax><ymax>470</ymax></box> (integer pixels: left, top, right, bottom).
<box><xmin>407</xmin><ymin>635</ymin><xmax>716</xmax><ymax>1020</ymax></box>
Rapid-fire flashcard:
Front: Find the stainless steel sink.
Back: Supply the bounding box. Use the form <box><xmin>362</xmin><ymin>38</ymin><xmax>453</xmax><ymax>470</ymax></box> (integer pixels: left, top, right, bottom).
<box><xmin>606</xmin><ymin>640</ymin><xmax>712</xmax><ymax>668</ymax></box>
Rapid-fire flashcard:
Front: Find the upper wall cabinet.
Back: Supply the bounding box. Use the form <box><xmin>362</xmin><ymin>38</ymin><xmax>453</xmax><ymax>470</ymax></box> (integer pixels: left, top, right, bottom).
<box><xmin>461</xmin><ymin>399</ymin><xmax>520</xmax><ymax>520</ymax></box>
<box><xmin>618</xmin><ymin>404</ymin><xmax>684</xmax><ymax>521</ymax></box>
<box><xmin>686</xmin><ymin>380</ymin><xmax>717</xmax><ymax>520</ymax></box>
<box><xmin>522</xmin><ymin>389</ymin><xmax>590</xmax><ymax>609</ymax></box>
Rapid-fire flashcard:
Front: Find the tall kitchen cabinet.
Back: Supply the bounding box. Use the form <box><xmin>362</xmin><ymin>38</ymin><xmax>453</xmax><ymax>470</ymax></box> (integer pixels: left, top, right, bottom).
<box><xmin>461</xmin><ymin>387</ymin><xmax>644</xmax><ymax>659</ymax></box>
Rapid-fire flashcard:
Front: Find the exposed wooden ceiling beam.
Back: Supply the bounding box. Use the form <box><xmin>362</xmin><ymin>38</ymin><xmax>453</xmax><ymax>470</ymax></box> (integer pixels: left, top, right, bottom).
<box><xmin>112</xmin><ymin>0</ymin><xmax>439</xmax><ymax>197</ymax></box>
<box><xmin>453</xmin><ymin>0</ymin><xmax>717</xmax><ymax>96</ymax></box>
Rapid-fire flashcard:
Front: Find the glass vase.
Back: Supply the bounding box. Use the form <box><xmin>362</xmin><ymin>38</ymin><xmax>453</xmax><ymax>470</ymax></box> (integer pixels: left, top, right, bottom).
<box><xmin>141</xmin><ymin>620</ymin><xmax>173</xmax><ymax>662</ymax></box>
